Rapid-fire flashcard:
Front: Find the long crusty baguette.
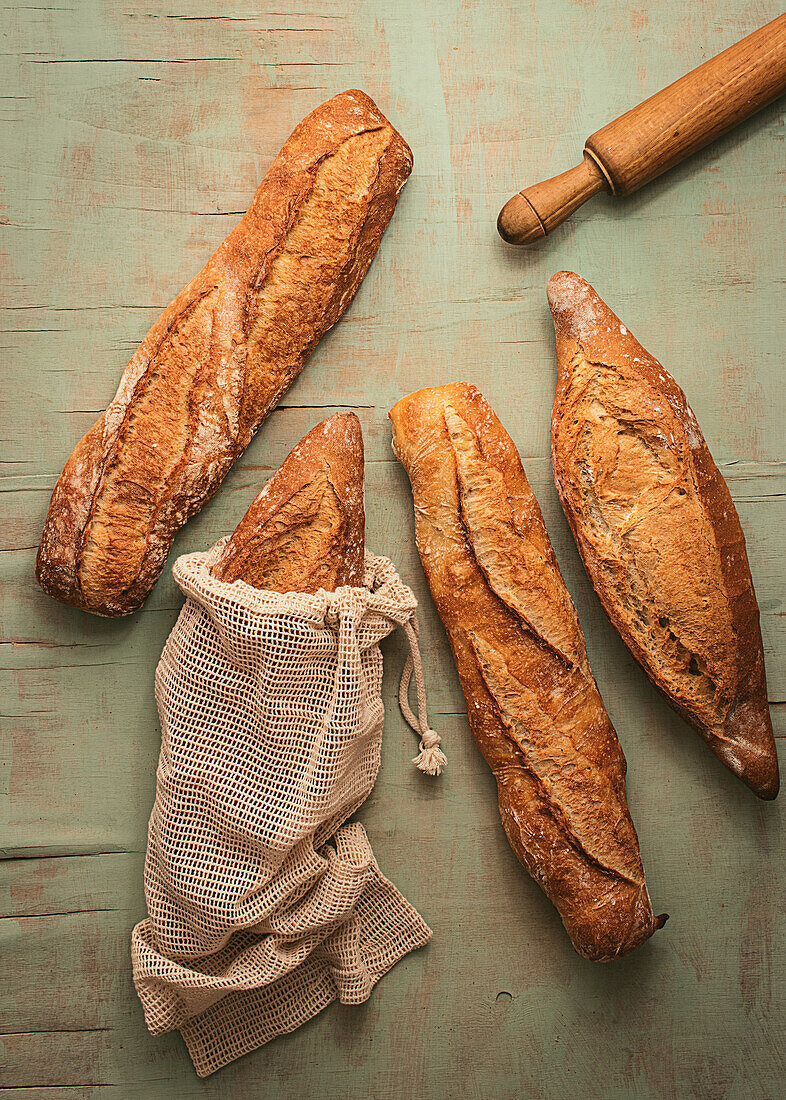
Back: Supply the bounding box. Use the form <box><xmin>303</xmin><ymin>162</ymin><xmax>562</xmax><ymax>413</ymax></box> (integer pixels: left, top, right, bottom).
<box><xmin>211</xmin><ymin>412</ymin><xmax>364</xmax><ymax>593</ymax></box>
<box><xmin>36</xmin><ymin>90</ymin><xmax>410</xmax><ymax>617</ymax></box>
<box><xmin>390</xmin><ymin>382</ymin><xmax>664</xmax><ymax>961</ymax></box>
<box><xmin>547</xmin><ymin>271</ymin><xmax>779</xmax><ymax>800</ymax></box>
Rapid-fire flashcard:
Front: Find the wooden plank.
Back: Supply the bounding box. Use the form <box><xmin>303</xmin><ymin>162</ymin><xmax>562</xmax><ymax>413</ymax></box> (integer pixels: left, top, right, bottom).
<box><xmin>2</xmin><ymin>0</ymin><xmax>784</xmax><ymax>1096</ymax></box>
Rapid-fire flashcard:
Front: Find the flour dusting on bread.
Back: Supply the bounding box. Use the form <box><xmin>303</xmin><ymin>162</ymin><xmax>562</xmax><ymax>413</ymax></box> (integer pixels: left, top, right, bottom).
<box><xmin>391</xmin><ymin>381</ymin><xmax>665</xmax><ymax>959</ymax></box>
<box><xmin>36</xmin><ymin>91</ymin><xmax>411</xmax><ymax>616</ymax></box>
<box><xmin>548</xmin><ymin>272</ymin><xmax>778</xmax><ymax>800</ymax></box>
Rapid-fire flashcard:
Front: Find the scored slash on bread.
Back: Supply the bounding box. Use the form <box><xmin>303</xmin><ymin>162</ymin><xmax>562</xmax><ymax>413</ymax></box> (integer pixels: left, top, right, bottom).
<box><xmin>547</xmin><ymin>271</ymin><xmax>779</xmax><ymax>800</ymax></box>
<box><xmin>211</xmin><ymin>412</ymin><xmax>365</xmax><ymax>593</ymax></box>
<box><xmin>390</xmin><ymin>382</ymin><xmax>665</xmax><ymax>961</ymax></box>
<box><xmin>36</xmin><ymin>90</ymin><xmax>411</xmax><ymax>617</ymax></box>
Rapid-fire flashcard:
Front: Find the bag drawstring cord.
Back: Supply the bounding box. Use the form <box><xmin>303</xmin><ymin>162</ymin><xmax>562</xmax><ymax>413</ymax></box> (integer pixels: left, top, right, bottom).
<box><xmin>398</xmin><ymin>614</ymin><xmax>447</xmax><ymax>777</ymax></box>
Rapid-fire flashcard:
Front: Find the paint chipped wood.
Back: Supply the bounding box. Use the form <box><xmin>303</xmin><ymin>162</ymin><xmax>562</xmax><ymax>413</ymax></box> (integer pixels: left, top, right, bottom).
<box><xmin>2</xmin><ymin>0</ymin><xmax>784</xmax><ymax>1096</ymax></box>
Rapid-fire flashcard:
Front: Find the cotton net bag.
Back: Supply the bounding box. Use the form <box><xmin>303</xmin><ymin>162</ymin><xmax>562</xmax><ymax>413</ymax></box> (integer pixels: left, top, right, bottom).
<box><xmin>131</xmin><ymin>541</ymin><xmax>446</xmax><ymax>1077</ymax></box>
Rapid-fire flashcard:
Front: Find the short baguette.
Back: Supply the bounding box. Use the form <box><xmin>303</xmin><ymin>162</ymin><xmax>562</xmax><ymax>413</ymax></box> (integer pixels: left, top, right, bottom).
<box><xmin>36</xmin><ymin>90</ymin><xmax>410</xmax><ymax>617</ymax></box>
<box><xmin>390</xmin><ymin>382</ymin><xmax>664</xmax><ymax>961</ymax></box>
<box><xmin>211</xmin><ymin>412</ymin><xmax>364</xmax><ymax>593</ymax></box>
<box><xmin>547</xmin><ymin>271</ymin><xmax>779</xmax><ymax>800</ymax></box>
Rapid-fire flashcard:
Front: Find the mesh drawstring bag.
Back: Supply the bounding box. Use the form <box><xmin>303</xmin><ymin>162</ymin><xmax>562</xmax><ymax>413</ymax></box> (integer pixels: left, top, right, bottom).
<box><xmin>131</xmin><ymin>543</ymin><xmax>445</xmax><ymax>1077</ymax></box>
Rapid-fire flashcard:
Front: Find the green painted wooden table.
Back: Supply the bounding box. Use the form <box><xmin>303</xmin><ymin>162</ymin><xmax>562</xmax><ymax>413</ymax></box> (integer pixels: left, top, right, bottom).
<box><xmin>2</xmin><ymin>2</ymin><xmax>784</xmax><ymax>1096</ymax></box>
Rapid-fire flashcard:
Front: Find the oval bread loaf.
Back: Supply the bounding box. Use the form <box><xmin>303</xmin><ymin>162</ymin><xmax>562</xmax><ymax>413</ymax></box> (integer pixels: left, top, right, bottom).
<box><xmin>548</xmin><ymin>271</ymin><xmax>779</xmax><ymax>800</ymax></box>
<box><xmin>390</xmin><ymin>382</ymin><xmax>665</xmax><ymax>961</ymax></box>
<box><xmin>36</xmin><ymin>90</ymin><xmax>410</xmax><ymax>616</ymax></box>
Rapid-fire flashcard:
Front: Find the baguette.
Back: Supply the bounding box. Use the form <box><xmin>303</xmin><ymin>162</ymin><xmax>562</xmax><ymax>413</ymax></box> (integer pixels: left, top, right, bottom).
<box><xmin>390</xmin><ymin>382</ymin><xmax>664</xmax><ymax>961</ymax></box>
<box><xmin>547</xmin><ymin>271</ymin><xmax>779</xmax><ymax>800</ymax></box>
<box><xmin>211</xmin><ymin>412</ymin><xmax>364</xmax><ymax>593</ymax></box>
<box><xmin>36</xmin><ymin>90</ymin><xmax>410</xmax><ymax>617</ymax></box>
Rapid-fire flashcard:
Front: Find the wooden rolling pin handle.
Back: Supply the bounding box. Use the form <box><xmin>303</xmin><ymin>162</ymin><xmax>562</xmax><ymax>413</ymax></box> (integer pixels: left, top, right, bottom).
<box><xmin>497</xmin><ymin>154</ymin><xmax>609</xmax><ymax>244</ymax></box>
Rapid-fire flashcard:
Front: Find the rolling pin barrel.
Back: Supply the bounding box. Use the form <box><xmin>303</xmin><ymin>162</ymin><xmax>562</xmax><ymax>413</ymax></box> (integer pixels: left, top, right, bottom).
<box><xmin>498</xmin><ymin>13</ymin><xmax>786</xmax><ymax>243</ymax></box>
<box><xmin>588</xmin><ymin>13</ymin><xmax>786</xmax><ymax>195</ymax></box>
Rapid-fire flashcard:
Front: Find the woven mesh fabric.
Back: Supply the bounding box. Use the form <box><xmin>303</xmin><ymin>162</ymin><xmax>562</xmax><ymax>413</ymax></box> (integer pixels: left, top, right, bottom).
<box><xmin>131</xmin><ymin>544</ymin><xmax>432</xmax><ymax>1077</ymax></box>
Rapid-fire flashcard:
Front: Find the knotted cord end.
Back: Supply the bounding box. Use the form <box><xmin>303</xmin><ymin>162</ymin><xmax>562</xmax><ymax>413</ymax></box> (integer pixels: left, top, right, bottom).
<box><xmin>413</xmin><ymin>729</ymin><xmax>447</xmax><ymax>777</ymax></box>
<box><xmin>399</xmin><ymin>615</ymin><xmax>447</xmax><ymax>778</ymax></box>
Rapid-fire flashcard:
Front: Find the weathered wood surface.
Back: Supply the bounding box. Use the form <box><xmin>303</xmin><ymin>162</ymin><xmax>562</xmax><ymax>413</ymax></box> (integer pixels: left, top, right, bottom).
<box><xmin>1</xmin><ymin>1</ymin><xmax>784</xmax><ymax>1097</ymax></box>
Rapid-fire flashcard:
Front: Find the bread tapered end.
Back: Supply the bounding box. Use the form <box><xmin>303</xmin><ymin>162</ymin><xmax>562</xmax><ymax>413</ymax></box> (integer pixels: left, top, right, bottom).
<box><xmin>747</xmin><ymin>758</ymin><xmax>780</xmax><ymax>801</ymax></box>
<box><xmin>547</xmin><ymin>270</ymin><xmax>600</xmax><ymax>336</ymax></box>
<box><xmin>713</xmin><ymin>702</ymin><xmax>780</xmax><ymax>801</ymax></box>
<box><xmin>547</xmin><ymin>272</ymin><xmax>779</xmax><ymax>802</ymax></box>
<box><xmin>212</xmin><ymin>412</ymin><xmax>365</xmax><ymax>593</ymax></box>
<box><xmin>547</xmin><ymin>270</ymin><xmax>637</xmax><ymax>361</ymax></box>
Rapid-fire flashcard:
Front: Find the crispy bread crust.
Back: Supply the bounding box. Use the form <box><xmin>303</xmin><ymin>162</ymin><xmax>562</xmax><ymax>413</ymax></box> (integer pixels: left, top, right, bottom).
<box><xmin>390</xmin><ymin>382</ymin><xmax>664</xmax><ymax>961</ymax></box>
<box><xmin>36</xmin><ymin>90</ymin><xmax>410</xmax><ymax>616</ymax></box>
<box><xmin>211</xmin><ymin>412</ymin><xmax>364</xmax><ymax>593</ymax></box>
<box><xmin>548</xmin><ymin>271</ymin><xmax>778</xmax><ymax>800</ymax></box>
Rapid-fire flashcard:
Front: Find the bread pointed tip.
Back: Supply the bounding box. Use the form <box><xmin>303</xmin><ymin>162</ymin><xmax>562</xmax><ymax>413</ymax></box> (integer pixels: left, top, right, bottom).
<box><xmin>743</xmin><ymin>754</ymin><xmax>780</xmax><ymax>801</ymax></box>
<box><xmin>313</xmin><ymin>410</ymin><xmax>364</xmax><ymax>477</ymax></box>
<box><xmin>546</xmin><ymin>271</ymin><xmax>605</xmax><ymax>338</ymax></box>
<box><xmin>321</xmin><ymin>408</ymin><xmax>362</xmax><ymax>435</ymax></box>
<box><xmin>331</xmin><ymin>87</ymin><xmax>383</xmax><ymax>112</ymax></box>
<box><xmin>758</xmin><ymin>774</ymin><xmax>780</xmax><ymax>801</ymax></box>
<box><xmin>212</xmin><ymin>409</ymin><xmax>365</xmax><ymax>593</ymax></box>
<box><xmin>729</xmin><ymin>762</ymin><xmax>778</xmax><ymax>801</ymax></box>
<box><xmin>336</xmin><ymin>87</ymin><xmax>384</xmax><ymax>118</ymax></box>
<box><xmin>711</xmin><ymin>699</ymin><xmax>780</xmax><ymax>800</ymax></box>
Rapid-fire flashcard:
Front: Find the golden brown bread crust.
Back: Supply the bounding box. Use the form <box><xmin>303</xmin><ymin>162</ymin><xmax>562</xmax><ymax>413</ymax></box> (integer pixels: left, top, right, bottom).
<box><xmin>36</xmin><ymin>90</ymin><xmax>410</xmax><ymax>617</ymax></box>
<box><xmin>211</xmin><ymin>412</ymin><xmax>364</xmax><ymax>593</ymax></box>
<box><xmin>390</xmin><ymin>382</ymin><xmax>664</xmax><ymax>961</ymax></box>
<box><xmin>547</xmin><ymin>271</ymin><xmax>779</xmax><ymax>800</ymax></box>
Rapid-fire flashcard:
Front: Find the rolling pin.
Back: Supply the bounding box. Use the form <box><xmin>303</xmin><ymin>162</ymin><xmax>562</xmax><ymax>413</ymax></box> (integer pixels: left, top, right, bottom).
<box><xmin>498</xmin><ymin>13</ymin><xmax>786</xmax><ymax>245</ymax></box>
